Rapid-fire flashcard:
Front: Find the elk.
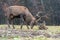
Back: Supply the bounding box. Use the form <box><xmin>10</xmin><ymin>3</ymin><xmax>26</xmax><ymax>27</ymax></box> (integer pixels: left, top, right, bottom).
<box><xmin>2</xmin><ymin>3</ymin><xmax>49</xmax><ymax>29</ymax></box>
<box><xmin>2</xmin><ymin>3</ymin><xmax>37</xmax><ymax>29</ymax></box>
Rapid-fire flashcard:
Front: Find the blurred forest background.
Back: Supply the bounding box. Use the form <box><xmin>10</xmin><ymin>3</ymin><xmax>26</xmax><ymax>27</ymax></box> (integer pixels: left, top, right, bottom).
<box><xmin>0</xmin><ymin>0</ymin><xmax>60</xmax><ymax>25</ymax></box>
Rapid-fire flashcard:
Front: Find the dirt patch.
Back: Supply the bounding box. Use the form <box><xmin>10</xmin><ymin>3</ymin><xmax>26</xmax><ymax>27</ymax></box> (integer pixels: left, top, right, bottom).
<box><xmin>0</xmin><ymin>28</ymin><xmax>60</xmax><ymax>38</ymax></box>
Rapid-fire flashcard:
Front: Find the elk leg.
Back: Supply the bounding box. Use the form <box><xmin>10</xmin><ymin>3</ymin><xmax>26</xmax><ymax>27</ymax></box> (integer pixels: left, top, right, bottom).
<box><xmin>20</xmin><ymin>18</ymin><xmax>23</xmax><ymax>29</ymax></box>
<box><xmin>19</xmin><ymin>18</ymin><xmax>22</xmax><ymax>29</ymax></box>
<box><xmin>26</xmin><ymin>24</ymin><xmax>29</xmax><ymax>29</ymax></box>
<box><xmin>20</xmin><ymin>15</ymin><xmax>24</xmax><ymax>29</ymax></box>
<box><xmin>7</xmin><ymin>19</ymin><xmax>10</xmax><ymax>28</ymax></box>
<box><xmin>31</xmin><ymin>24</ymin><xmax>34</xmax><ymax>29</ymax></box>
<box><xmin>25</xmin><ymin>22</ymin><xmax>29</xmax><ymax>29</ymax></box>
<box><xmin>11</xmin><ymin>19</ymin><xmax>15</xmax><ymax>29</ymax></box>
<box><xmin>30</xmin><ymin>21</ymin><xmax>34</xmax><ymax>29</ymax></box>
<box><xmin>20</xmin><ymin>23</ymin><xmax>23</xmax><ymax>29</ymax></box>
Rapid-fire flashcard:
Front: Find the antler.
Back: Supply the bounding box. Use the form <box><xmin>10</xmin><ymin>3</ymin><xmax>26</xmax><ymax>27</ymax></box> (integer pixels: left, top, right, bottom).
<box><xmin>36</xmin><ymin>12</ymin><xmax>49</xmax><ymax>22</ymax></box>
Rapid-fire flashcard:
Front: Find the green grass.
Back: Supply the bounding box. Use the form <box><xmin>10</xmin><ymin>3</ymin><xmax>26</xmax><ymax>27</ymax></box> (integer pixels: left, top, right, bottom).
<box><xmin>0</xmin><ymin>37</ymin><xmax>60</xmax><ymax>40</ymax></box>
<box><xmin>47</xmin><ymin>26</ymin><xmax>60</xmax><ymax>34</ymax></box>
<box><xmin>0</xmin><ymin>25</ymin><xmax>60</xmax><ymax>40</ymax></box>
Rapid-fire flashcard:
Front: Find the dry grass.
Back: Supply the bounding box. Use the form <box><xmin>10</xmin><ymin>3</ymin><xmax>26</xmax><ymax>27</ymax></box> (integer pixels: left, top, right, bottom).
<box><xmin>0</xmin><ymin>25</ymin><xmax>60</xmax><ymax>40</ymax></box>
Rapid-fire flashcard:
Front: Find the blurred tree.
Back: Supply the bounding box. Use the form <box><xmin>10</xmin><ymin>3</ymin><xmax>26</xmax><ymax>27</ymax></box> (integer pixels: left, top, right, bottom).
<box><xmin>0</xmin><ymin>0</ymin><xmax>60</xmax><ymax>25</ymax></box>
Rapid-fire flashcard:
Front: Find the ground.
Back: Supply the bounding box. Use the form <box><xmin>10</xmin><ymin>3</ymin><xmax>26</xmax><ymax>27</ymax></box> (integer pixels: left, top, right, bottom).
<box><xmin>0</xmin><ymin>25</ymin><xmax>60</xmax><ymax>40</ymax></box>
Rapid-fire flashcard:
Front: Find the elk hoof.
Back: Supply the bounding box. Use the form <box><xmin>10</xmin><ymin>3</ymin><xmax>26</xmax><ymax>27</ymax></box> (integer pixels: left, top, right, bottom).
<box><xmin>27</xmin><ymin>27</ymin><xmax>29</xmax><ymax>29</ymax></box>
<box><xmin>13</xmin><ymin>27</ymin><xmax>15</xmax><ymax>29</ymax></box>
<box><xmin>20</xmin><ymin>26</ymin><xmax>23</xmax><ymax>29</ymax></box>
<box><xmin>31</xmin><ymin>27</ymin><xmax>33</xmax><ymax>29</ymax></box>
